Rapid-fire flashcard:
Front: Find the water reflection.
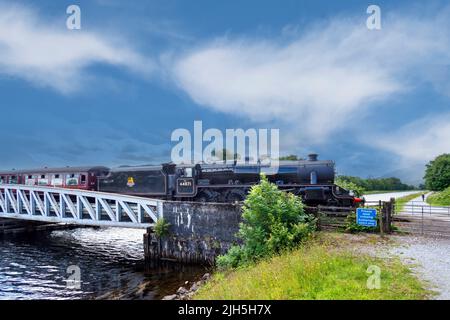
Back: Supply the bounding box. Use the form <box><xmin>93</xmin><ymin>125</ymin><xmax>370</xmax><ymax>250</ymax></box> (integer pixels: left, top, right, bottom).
<box><xmin>0</xmin><ymin>227</ymin><xmax>206</xmax><ymax>300</ymax></box>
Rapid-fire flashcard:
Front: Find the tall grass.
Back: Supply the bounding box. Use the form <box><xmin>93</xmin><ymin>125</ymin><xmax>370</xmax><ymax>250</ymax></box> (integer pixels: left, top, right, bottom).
<box><xmin>427</xmin><ymin>187</ymin><xmax>450</xmax><ymax>206</ymax></box>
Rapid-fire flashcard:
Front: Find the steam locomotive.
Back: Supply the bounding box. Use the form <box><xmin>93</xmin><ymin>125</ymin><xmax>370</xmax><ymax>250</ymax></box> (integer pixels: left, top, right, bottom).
<box><xmin>0</xmin><ymin>154</ymin><xmax>360</xmax><ymax>207</ymax></box>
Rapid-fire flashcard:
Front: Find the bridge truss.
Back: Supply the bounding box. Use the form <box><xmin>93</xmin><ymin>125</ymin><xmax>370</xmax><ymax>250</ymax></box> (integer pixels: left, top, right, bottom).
<box><xmin>0</xmin><ymin>185</ymin><xmax>161</xmax><ymax>228</ymax></box>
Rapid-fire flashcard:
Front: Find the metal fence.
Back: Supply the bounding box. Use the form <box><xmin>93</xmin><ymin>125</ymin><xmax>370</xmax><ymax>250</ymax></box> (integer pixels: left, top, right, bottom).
<box><xmin>393</xmin><ymin>202</ymin><xmax>450</xmax><ymax>237</ymax></box>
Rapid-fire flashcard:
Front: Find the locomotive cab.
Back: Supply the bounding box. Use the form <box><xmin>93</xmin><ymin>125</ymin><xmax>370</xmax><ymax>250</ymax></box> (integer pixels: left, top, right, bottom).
<box><xmin>175</xmin><ymin>166</ymin><xmax>197</xmax><ymax>197</ymax></box>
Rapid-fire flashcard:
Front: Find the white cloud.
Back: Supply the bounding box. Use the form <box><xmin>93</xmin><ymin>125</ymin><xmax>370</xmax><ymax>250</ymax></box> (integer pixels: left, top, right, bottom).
<box><xmin>170</xmin><ymin>8</ymin><xmax>450</xmax><ymax>143</ymax></box>
<box><xmin>0</xmin><ymin>4</ymin><xmax>153</xmax><ymax>92</ymax></box>
<box><xmin>368</xmin><ymin>113</ymin><xmax>450</xmax><ymax>184</ymax></box>
<box><xmin>371</xmin><ymin>114</ymin><xmax>450</xmax><ymax>164</ymax></box>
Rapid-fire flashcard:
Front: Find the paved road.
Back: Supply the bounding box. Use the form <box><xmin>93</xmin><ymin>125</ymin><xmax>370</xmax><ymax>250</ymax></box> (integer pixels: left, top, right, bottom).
<box><xmin>363</xmin><ymin>191</ymin><xmax>423</xmax><ymax>202</ymax></box>
<box><xmin>400</xmin><ymin>193</ymin><xmax>450</xmax><ymax>217</ymax></box>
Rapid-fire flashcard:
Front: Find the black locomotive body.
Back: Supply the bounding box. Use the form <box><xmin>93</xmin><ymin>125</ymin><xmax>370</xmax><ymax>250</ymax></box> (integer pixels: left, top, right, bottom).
<box><xmin>98</xmin><ymin>154</ymin><xmax>357</xmax><ymax>207</ymax></box>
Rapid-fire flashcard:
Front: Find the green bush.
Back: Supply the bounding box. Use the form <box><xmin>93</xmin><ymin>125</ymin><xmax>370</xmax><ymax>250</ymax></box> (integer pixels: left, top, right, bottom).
<box><xmin>217</xmin><ymin>175</ymin><xmax>316</xmax><ymax>269</ymax></box>
<box><xmin>424</xmin><ymin>154</ymin><xmax>450</xmax><ymax>191</ymax></box>
<box><xmin>335</xmin><ymin>177</ymin><xmax>365</xmax><ymax>197</ymax></box>
<box><xmin>154</xmin><ymin>218</ymin><xmax>171</xmax><ymax>238</ymax></box>
<box><xmin>427</xmin><ymin>186</ymin><xmax>450</xmax><ymax>206</ymax></box>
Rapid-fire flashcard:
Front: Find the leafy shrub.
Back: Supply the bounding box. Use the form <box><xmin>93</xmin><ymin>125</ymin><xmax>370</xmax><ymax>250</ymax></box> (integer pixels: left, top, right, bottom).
<box><xmin>427</xmin><ymin>186</ymin><xmax>450</xmax><ymax>206</ymax></box>
<box><xmin>154</xmin><ymin>218</ymin><xmax>171</xmax><ymax>238</ymax></box>
<box><xmin>335</xmin><ymin>177</ymin><xmax>365</xmax><ymax>197</ymax></box>
<box><xmin>217</xmin><ymin>175</ymin><xmax>316</xmax><ymax>269</ymax></box>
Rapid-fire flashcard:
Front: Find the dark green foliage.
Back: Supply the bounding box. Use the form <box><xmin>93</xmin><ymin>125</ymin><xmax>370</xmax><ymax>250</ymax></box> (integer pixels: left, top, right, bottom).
<box><xmin>335</xmin><ymin>177</ymin><xmax>365</xmax><ymax>197</ymax></box>
<box><xmin>337</xmin><ymin>175</ymin><xmax>416</xmax><ymax>192</ymax></box>
<box><xmin>217</xmin><ymin>175</ymin><xmax>316</xmax><ymax>269</ymax></box>
<box><xmin>154</xmin><ymin>218</ymin><xmax>171</xmax><ymax>238</ymax></box>
<box><xmin>278</xmin><ymin>155</ymin><xmax>305</xmax><ymax>160</ymax></box>
<box><xmin>424</xmin><ymin>154</ymin><xmax>450</xmax><ymax>191</ymax></box>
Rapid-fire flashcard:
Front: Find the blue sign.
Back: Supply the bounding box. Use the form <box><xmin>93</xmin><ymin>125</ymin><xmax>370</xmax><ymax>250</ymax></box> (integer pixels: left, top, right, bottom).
<box><xmin>356</xmin><ymin>208</ymin><xmax>377</xmax><ymax>227</ymax></box>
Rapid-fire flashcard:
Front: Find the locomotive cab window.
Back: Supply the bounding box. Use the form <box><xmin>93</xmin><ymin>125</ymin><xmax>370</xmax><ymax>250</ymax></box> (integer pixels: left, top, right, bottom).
<box><xmin>185</xmin><ymin>168</ymin><xmax>193</xmax><ymax>178</ymax></box>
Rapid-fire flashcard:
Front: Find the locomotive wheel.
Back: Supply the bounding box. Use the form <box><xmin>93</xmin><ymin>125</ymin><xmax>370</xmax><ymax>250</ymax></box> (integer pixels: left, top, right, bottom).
<box><xmin>195</xmin><ymin>190</ymin><xmax>219</xmax><ymax>203</ymax></box>
<box><xmin>195</xmin><ymin>192</ymin><xmax>210</xmax><ymax>203</ymax></box>
<box><xmin>226</xmin><ymin>189</ymin><xmax>247</xmax><ymax>203</ymax></box>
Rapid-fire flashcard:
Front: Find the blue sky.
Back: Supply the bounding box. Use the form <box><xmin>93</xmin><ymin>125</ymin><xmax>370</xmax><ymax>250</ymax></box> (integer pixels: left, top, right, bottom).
<box><xmin>0</xmin><ymin>0</ymin><xmax>449</xmax><ymax>184</ymax></box>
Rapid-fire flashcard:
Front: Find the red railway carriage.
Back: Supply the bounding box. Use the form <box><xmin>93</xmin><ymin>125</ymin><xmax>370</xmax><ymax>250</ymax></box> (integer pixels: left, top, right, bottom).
<box><xmin>0</xmin><ymin>166</ymin><xmax>110</xmax><ymax>191</ymax></box>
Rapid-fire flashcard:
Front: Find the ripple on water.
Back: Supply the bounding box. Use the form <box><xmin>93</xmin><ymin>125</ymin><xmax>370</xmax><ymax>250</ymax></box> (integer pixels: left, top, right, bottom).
<box><xmin>0</xmin><ymin>227</ymin><xmax>206</xmax><ymax>299</ymax></box>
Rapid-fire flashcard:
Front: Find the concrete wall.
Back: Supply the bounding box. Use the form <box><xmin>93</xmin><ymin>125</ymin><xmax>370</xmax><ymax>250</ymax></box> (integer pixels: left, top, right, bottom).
<box><xmin>144</xmin><ymin>201</ymin><xmax>242</xmax><ymax>265</ymax></box>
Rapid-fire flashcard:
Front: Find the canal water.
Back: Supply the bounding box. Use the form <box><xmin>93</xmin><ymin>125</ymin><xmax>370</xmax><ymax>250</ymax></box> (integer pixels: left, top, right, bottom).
<box><xmin>0</xmin><ymin>227</ymin><xmax>206</xmax><ymax>300</ymax></box>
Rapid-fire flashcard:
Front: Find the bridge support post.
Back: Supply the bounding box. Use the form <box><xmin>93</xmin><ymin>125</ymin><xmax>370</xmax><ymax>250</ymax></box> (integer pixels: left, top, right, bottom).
<box><xmin>143</xmin><ymin>227</ymin><xmax>160</xmax><ymax>261</ymax></box>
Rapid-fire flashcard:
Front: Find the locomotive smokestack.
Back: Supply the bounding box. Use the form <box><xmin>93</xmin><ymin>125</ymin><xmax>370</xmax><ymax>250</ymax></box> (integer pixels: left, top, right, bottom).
<box><xmin>308</xmin><ymin>154</ymin><xmax>318</xmax><ymax>161</ymax></box>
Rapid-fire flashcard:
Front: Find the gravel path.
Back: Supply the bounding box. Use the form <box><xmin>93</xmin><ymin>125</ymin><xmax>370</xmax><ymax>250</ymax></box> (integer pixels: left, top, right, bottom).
<box><xmin>389</xmin><ymin>235</ymin><xmax>450</xmax><ymax>299</ymax></box>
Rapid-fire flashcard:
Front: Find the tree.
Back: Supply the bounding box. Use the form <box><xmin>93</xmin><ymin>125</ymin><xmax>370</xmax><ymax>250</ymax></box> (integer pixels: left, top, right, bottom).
<box><xmin>424</xmin><ymin>154</ymin><xmax>450</xmax><ymax>191</ymax></box>
<box><xmin>335</xmin><ymin>177</ymin><xmax>365</xmax><ymax>197</ymax></box>
<box><xmin>279</xmin><ymin>155</ymin><xmax>301</xmax><ymax>161</ymax></box>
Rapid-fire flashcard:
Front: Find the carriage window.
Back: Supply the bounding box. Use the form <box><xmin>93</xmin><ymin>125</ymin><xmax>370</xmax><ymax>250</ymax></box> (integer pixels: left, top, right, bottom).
<box><xmin>0</xmin><ymin>176</ymin><xmax>4</xmax><ymax>184</ymax></box>
<box><xmin>9</xmin><ymin>176</ymin><xmax>18</xmax><ymax>184</ymax></box>
<box><xmin>28</xmin><ymin>175</ymin><xmax>33</xmax><ymax>179</ymax></box>
<box><xmin>54</xmin><ymin>174</ymin><xmax>60</xmax><ymax>179</ymax></box>
<box><xmin>80</xmin><ymin>174</ymin><xmax>86</xmax><ymax>184</ymax></box>
<box><xmin>41</xmin><ymin>175</ymin><xmax>46</xmax><ymax>179</ymax></box>
<box><xmin>66</xmin><ymin>173</ymin><xmax>79</xmax><ymax>186</ymax></box>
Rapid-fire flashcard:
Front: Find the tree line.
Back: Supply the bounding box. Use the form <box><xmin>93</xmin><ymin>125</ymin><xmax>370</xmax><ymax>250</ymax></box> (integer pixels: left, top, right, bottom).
<box><xmin>336</xmin><ymin>175</ymin><xmax>416</xmax><ymax>192</ymax></box>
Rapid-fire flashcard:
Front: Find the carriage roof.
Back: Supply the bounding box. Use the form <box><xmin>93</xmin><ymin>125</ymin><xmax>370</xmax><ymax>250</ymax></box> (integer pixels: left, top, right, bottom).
<box><xmin>0</xmin><ymin>166</ymin><xmax>110</xmax><ymax>175</ymax></box>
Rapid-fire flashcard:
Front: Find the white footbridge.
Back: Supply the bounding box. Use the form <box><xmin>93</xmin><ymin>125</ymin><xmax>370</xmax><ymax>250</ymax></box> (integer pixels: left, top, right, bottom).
<box><xmin>0</xmin><ymin>185</ymin><xmax>162</xmax><ymax>229</ymax></box>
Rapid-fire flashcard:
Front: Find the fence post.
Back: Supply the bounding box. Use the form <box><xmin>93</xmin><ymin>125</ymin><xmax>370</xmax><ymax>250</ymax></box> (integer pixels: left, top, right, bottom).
<box><xmin>379</xmin><ymin>200</ymin><xmax>384</xmax><ymax>237</ymax></box>
<box><xmin>421</xmin><ymin>206</ymin><xmax>424</xmax><ymax>235</ymax></box>
<box><xmin>386</xmin><ymin>198</ymin><xmax>395</xmax><ymax>233</ymax></box>
<box><xmin>315</xmin><ymin>206</ymin><xmax>321</xmax><ymax>231</ymax></box>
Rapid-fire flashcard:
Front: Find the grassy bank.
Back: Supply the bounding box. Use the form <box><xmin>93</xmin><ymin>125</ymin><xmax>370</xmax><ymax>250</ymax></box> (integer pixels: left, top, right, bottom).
<box><xmin>427</xmin><ymin>187</ymin><xmax>450</xmax><ymax>206</ymax></box>
<box><xmin>194</xmin><ymin>233</ymin><xmax>430</xmax><ymax>300</ymax></box>
<box><xmin>395</xmin><ymin>192</ymin><xmax>426</xmax><ymax>213</ymax></box>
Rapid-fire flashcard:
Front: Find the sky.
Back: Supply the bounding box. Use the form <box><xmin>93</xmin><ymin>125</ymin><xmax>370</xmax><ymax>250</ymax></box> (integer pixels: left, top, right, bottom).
<box><xmin>0</xmin><ymin>0</ymin><xmax>449</xmax><ymax>185</ymax></box>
